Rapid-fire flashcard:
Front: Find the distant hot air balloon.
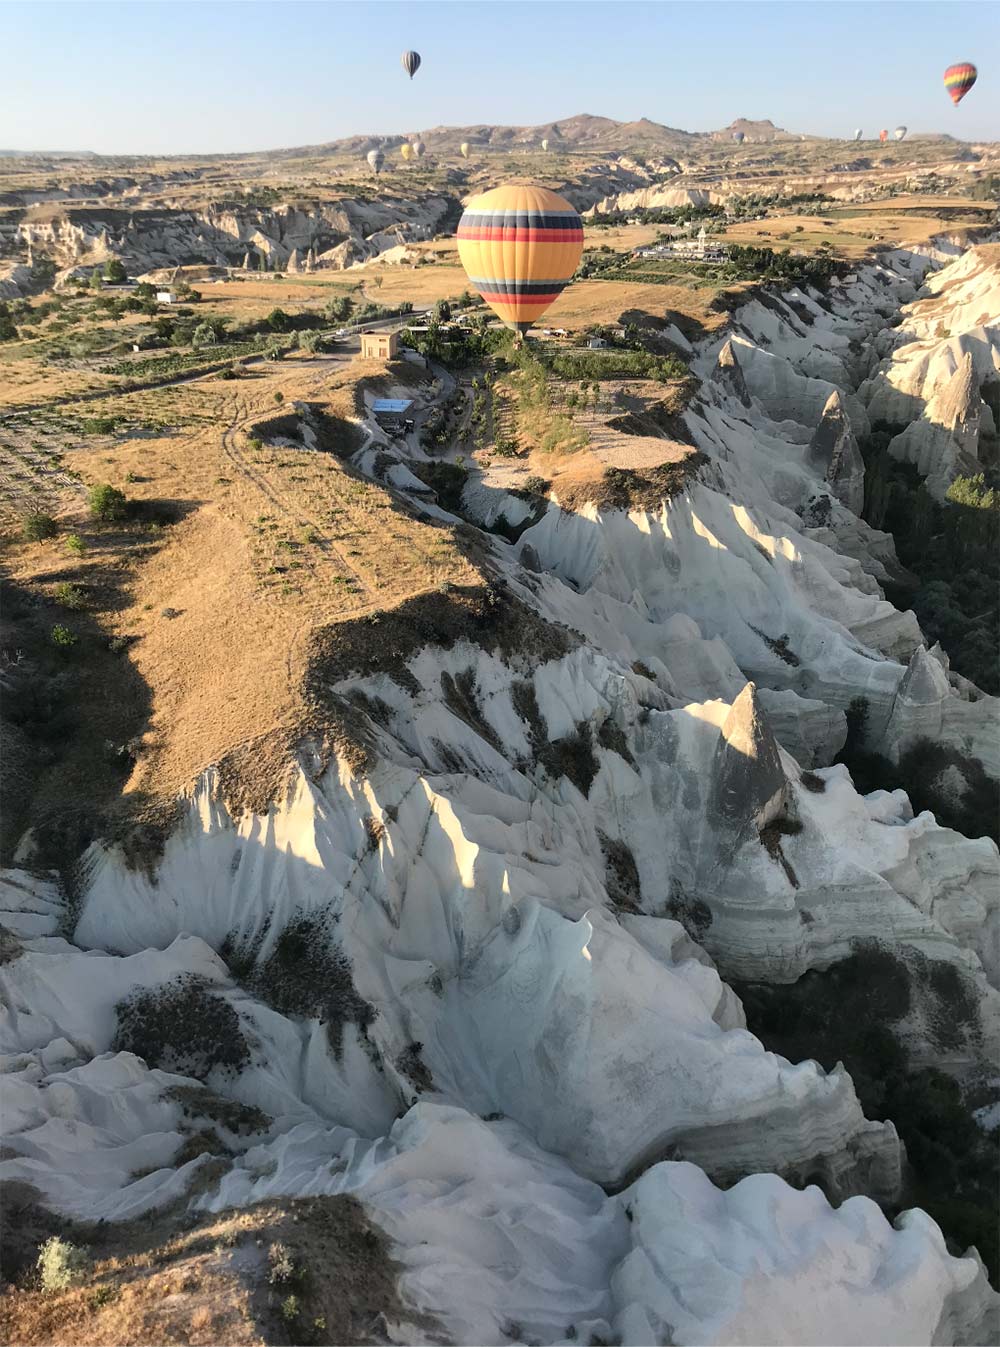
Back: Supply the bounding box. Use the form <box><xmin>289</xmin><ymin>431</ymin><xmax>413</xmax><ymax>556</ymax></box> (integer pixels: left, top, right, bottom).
<box><xmin>944</xmin><ymin>62</ymin><xmax>977</xmax><ymax>105</ymax></box>
<box><xmin>854</xmin><ymin>128</ymin><xmax>863</xmax><ymax>141</ymax></box>
<box><xmin>460</xmin><ymin>142</ymin><xmax>470</xmax><ymax>159</ymax></box>
<box><xmin>732</xmin><ymin>131</ymin><xmax>745</xmax><ymax>144</ymax></box>
<box><xmin>894</xmin><ymin>125</ymin><xmax>907</xmax><ymax>141</ymax></box>
<box><xmin>401</xmin><ymin>50</ymin><xmax>421</xmax><ymax>80</ymax></box>
<box><xmin>879</xmin><ymin>128</ymin><xmax>888</xmax><ymax>144</ymax></box>
<box><xmin>541</xmin><ymin>138</ymin><xmax>550</xmax><ymax>152</ymax></box>
<box><xmin>456</xmin><ymin>184</ymin><xmax>584</xmax><ymax>339</ymax></box>
<box><xmin>367</xmin><ymin>148</ymin><xmax>385</xmax><ymax>175</ymax></box>
<box><xmin>414</xmin><ymin>139</ymin><xmax>426</xmax><ymax>158</ymax></box>
<box><xmin>400</xmin><ymin>142</ymin><xmax>414</xmax><ymax>162</ymax></box>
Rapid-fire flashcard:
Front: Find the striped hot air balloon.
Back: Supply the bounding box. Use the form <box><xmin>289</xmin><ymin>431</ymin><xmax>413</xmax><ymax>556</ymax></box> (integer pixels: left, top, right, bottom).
<box><xmin>367</xmin><ymin>148</ymin><xmax>385</xmax><ymax>175</ymax></box>
<box><xmin>944</xmin><ymin>62</ymin><xmax>977</xmax><ymax>105</ymax></box>
<box><xmin>854</xmin><ymin>128</ymin><xmax>863</xmax><ymax>141</ymax></box>
<box><xmin>401</xmin><ymin>50</ymin><xmax>421</xmax><ymax>80</ymax></box>
<box><xmin>894</xmin><ymin>126</ymin><xmax>907</xmax><ymax>141</ymax></box>
<box><xmin>456</xmin><ymin>184</ymin><xmax>584</xmax><ymax>338</ymax></box>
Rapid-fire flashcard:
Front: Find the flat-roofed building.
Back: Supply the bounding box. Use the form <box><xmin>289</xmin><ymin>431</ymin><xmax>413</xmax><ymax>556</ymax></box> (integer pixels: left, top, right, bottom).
<box><xmin>360</xmin><ymin>330</ymin><xmax>399</xmax><ymax>360</ymax></box>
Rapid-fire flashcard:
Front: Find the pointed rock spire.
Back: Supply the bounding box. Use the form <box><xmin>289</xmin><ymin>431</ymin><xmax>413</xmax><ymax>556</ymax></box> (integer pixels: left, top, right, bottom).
<box><xmin>711</xmin><ymin>682</ymin><xmax>787</xmax><ymax>831</ymax></box>
<box><xmin>713</xmin><ymin>339</ymin><xmax>752</xmax><ymax>407</ymax></box>
<box><xmin>286</xmin><ymin>247</ymin><xmax>302</xmax><ymax>273</ymax></box>
<box><xmin>895</xmin><ymin>644</ymin><xmax>950</xmax><ymax>707</ymax></box>
<box><xmin>807</xmin><ymin>390</ymin><xmax>865</xmax><ymax>515</ymax></box>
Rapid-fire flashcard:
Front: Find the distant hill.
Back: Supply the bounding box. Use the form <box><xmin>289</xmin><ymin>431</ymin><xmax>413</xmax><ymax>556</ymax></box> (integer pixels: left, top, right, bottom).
<box><xmin>271</xmin><ymin>114</ymin><xmax>707</xmax><ymax>161</ymax></box>
<box><xmin>712</xmin><ymin>119</ymin><xmax>800</xmax><ymax>143</ymax></box>
<box><xmin>0</xmin><ymin>149</ymin><xmax>97</xmax><ymax>159</ymax></box>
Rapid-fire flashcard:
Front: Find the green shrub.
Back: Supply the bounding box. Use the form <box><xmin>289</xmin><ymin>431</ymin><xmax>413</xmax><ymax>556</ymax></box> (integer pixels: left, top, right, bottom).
<box><xmin>37</xmin><ymin>1237</ymin><xmax>91</xmax><ymax>1292</ymax></box>
<box><xmin>281</xmin><ymin>1294</ymin><xmax>300</xmax><ymax>1323</ymax></box>
<box><xmin>54</xmin><ymin>582</ymin><xmax>87</xmax><ymax>610</ymax></box>
<box><xmin>64</xmin><ymin>534</ymin><xmax>86</xmax><ymax>555</ymax></box>
<box><xmin>88</xmin><ymin>483</ymin><xmax>127</xmax><ymax>522</ymax></box>
<box><xmin>21</xmin><ymin>513</ymin><xmax>58</xmax><ymax>542</ymax></box>
<box><xmin>50</xmin><ymin>624</ymin><xmax>77</xmax><ymax>649</ymax></box>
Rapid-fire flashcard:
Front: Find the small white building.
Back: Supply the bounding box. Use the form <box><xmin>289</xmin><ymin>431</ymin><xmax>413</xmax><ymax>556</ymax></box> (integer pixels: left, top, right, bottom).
<box><xmin>587</xmin><ymin>336</ymin><xmax>608</xmax><ymax>350</ymax></box>
<box><xmin>156</xmin><ymin>290</ymin><xmax>178</xmax><ymax>304</ymax></box>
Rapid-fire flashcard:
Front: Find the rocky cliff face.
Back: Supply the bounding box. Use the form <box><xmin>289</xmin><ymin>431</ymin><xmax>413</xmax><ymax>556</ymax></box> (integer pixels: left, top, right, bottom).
<box><xmin>15</xmin><ymin>195</ymin><xmax>455</xmax><ymax>272</ymax></box>
<box><xmin>860</xmin><ymin>244</ymin><xmax>1000</xmax><ymax>499</ymax></box>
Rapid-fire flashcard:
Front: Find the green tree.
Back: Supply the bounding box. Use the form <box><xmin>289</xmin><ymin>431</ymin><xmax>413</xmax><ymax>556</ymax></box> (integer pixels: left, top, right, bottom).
<box><xmin>103</xmin><ymin>258</ymin><xmax>127</xmax><ymax>283</ymax></box>
<box><xmin>22</xmin><ymin>512</ymin><xmax>58</xmax><ymax>541</ymax></box>
<box><xmin>432</xmin><ymin>299</ymin><xmax>452</xmax><ymax>324</ymax></box>
<box><xmin>325</xmin><ymin>296</ymin><xmax>354</xmax><ymax>323</ymax></box>
<box><xmin>266</xmin><ymin>308</ymin><xmax>292</xmax><ymax>333</ymax></box>
<box><xmin>88</xmin><ymin>483</ymin><xmax>128</xmax><ymax>522</ymax></box>
<box><xmin>192</xmin><ymin>322</ymin><xmax>218</xmax><ymax>348</ymax></box>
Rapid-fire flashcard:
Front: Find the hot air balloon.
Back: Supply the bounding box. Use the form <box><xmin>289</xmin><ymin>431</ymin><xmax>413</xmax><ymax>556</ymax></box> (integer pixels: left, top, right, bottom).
<box><xmin>367</xmin><ymin>148</ymin><xmax>385</xmax><ymax>175</ymax></box>
<box><xmin>894</xmin><ymin>126</ymin><xmax>907</xmax><ymax>141</ymax></box>
<box><xmin>456</xmin><ymin>184</ymin><xmax>583</xmax><ymax>340</ymax></box>
<box><xmin>400</xmin><ymin>142</ymin><xmax>414</xmax><ymax>162</ymax></box>
<box><xmin>401</xmin><ymin>50</ymin><xmax>421</xmax><ymax>80</ymax></box>
<box><xmin>414</xmin><ymin>139</ymin><xmax>426</xmax><ymax>158</ymax></box>
<box><xmin>879</xmin><ymin>129</ymin><xmax>888</xmax><ymax>144</ymax></box>
<box><xmin>732</xmin><ymin>131</ymin><xmax>745</xmax><ymax>144</ymax></box>
<box><xmin>541</xmin><ymin>138</ymin><xmax>550</xmax><ymax>152</ymax></box>
<box><xmin>854</xmin><ymin>128</ymin><xmax>863</xmax><ymax>141</ymax></box>
<box><xmin>944</xmin><ymin>62</ymin><xmax>977</xmax><ymax>105</ymax></box>
<box><xmin>460</xmin><ymin>142</ymin><xmax>470</xmax><ymax>159</ymax></box>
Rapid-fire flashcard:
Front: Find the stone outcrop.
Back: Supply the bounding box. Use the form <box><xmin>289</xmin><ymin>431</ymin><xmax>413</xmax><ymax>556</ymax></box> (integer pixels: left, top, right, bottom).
<box><xmin>713</xmin><ymin>338</ymin><xmax>752</xmax><ymax>406</ymax></box>
<box><xmin>710</xmin><ymin>682</ymin><xmax>788</xmax><ymax>833</ymax></box>
<box><xmin>806</xmin><ymin>390</ymin><xmax>865</xmax><ymax>515</ymax></box>
<box><xmin>888</xmin><ymin>351</ymin><xmax>983</xmax><ymax>499</ymax></box>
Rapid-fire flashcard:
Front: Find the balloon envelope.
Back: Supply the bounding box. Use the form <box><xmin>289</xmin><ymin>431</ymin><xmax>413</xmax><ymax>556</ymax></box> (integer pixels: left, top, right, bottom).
<box><xmin>894</xmin><ymin>126</ymin><xmax>907</xmax><ymax>141</ymax></box>
<box><xmin>879</xmin><ymin>129</ymin><xmax>888</xmax><ymax>143</ymax></box>
<box><xmin>401</xmin><ymin>50</ymin><xmax>421</xmax><ymax>79</ymax></box>
<box><xmin>944</xmin><ymin>62</ymin><xmax>977</xmax><ymax>104</ymax></box>
<box><xmin>460</xmin><ymin>142</ymin><xmax>470</xmax><ymax>158</ymax></box>
<box><xmin>541</xmin><ymin>139</ymin><xmax>550</xmax><ymax>151</ymax></box>
<box><xmin>732</xmin><ymin>131</ymin><xmax>745</xmax><ymax>143</ymax></box>
<box><xmin>414</xmin><ymin>140</ymin><xmax>426</xmax><ymax>158</ymax></box>
<box><xmin>456</xmin><ymin>184</ymin><xmax>584</xmax><ymax>336</ymax></box>
<box><xmin>367</xmin><ymin>149</ymin><xmax>384</xmax><ymax>174</ymax></box>
<box><xmin>854</xmin><ymin>128</ymin><xmax>863</xmax><ymax>141</ymax></box>
<box><xmin>400</xmin><ymin>142</ymin><xmax>413</xmax><ymax>161</ymax></box>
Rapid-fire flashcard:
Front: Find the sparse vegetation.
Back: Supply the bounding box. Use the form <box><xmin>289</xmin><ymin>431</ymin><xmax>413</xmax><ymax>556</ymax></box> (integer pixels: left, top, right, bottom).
<box><xmin>112</xmin><ymin>976</ymin><xmax>251</xmax><ymax>1080</ymax></box>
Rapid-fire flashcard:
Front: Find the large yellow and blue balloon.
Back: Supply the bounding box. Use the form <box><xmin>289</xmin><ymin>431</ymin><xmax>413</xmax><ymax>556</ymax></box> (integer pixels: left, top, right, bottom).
<box><xmin>944</xmin><ymin>62</ymin><xmax>977</xmax><ymax>105</ymax></box>
<box><xmin>456</xmin><ymin>184</ymin><xmax>584</xmax><ymax>337</ymax></box>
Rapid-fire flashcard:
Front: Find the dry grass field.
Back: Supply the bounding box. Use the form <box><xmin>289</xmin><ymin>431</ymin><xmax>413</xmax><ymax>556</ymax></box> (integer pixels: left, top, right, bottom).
<box><xmin>720</xmin><ymin>197</ymin><xmax>994</xmax><ymax>257</ymax></box>
<box><xmin>1</xmin><ymin>352</ymin><xmax>478</xmax><ymax>826</ymax></box>
<box><xmin>0</xmin><ymin>1190</ymin><xmax>417</xmax><ymax>1347</ymax></box>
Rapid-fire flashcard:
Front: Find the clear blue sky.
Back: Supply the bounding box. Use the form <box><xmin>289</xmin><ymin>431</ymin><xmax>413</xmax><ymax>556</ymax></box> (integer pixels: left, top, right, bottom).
<box><xmin>4</xmin><ymin>1</ymin><xmax>997</xmax><ymax>154</ymax></box>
